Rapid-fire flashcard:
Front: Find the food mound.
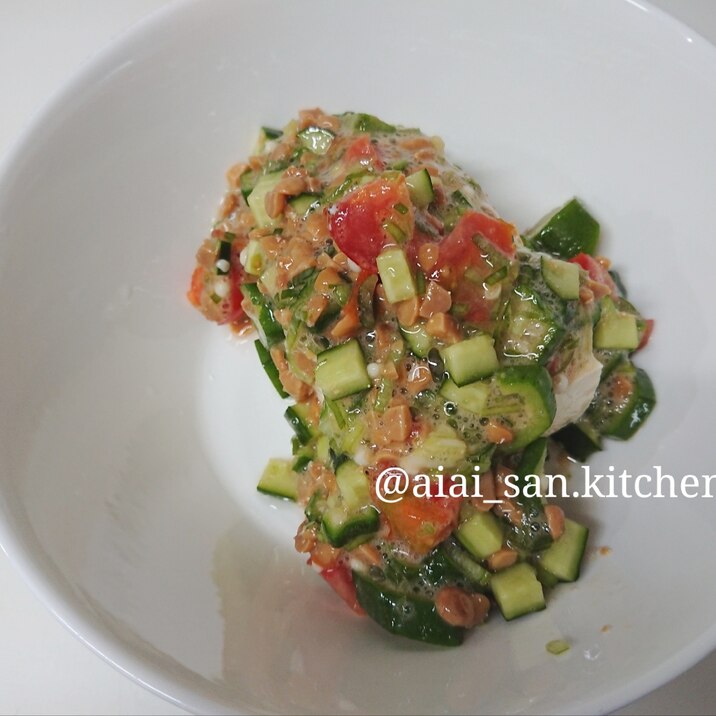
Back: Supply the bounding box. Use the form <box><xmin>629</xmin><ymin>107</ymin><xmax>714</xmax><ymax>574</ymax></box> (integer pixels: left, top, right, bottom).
<box><xmin>188</xmin><ymin>109</ymin><xmax>654</xmax><ymax>645</ymax></box>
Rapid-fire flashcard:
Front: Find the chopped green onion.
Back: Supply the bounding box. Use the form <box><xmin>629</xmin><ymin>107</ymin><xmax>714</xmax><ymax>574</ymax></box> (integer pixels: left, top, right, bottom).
<box><xmin>394</xmin><ymin>202</ymin><xmax>409</xmax><ymax>215</ymax></box>
<box><xmin>261</xmin><ymin>126</ymin><xmax>282</xmax><ymax>140</ymax></box>
<box><xmin>485</xmin><ymin>266</ymin><xmax>508</xmax><ymax>286</ymax></box>
<box><xmin>382</xmin><ymin>221</ymin><xmax>406</xmax><ymax>243</ymax></box>
<box><xmin>374</xmin><ymin>378</ymin><xmax>394</xmax><ymax>413</ymax></box>
<box><xmin>415</xmin><ymin>269</ymin><xmax>426</xmax><ymax>296</ymax></box>
<box><xmin>451</xmin><ymin>190</ymin><xmax>471</xmax><ymax>207</ymax></box>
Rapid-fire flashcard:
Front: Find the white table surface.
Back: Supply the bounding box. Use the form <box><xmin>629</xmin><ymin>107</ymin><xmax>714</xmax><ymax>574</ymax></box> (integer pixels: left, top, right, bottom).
<box><xmin>0</xmin><ymin>1</ymin><xmax>713</xmax><ymax>714</ymax></box>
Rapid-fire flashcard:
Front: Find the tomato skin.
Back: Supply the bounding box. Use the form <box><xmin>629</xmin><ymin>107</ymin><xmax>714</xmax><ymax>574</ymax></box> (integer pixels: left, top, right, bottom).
<box><xmin>220</xmin><ymin>240</ymin><xmax>247</xmax><ymax>326</ymax></box>
<box><xmin>343</xmin><ymin>135</ymin><xmax>384</xmax><ymax>171</ymax></box>
<box><xmin>377</xmin><ymin>479</ymin><xmax>461</xmax><ymax>556</ymax></box>
<box><xmin>428</xmin><ymin>211</ymin><xmax>515</xmax><ymax>325</ymax></box>
<box><xmin>321</xmin><ymin>565</ymin><xmax>365</xmax><ymax>615</ymax></box>
<box><xmin>440</xmin><ymin>210</ymin><xmax>516</xmax><ymax>261</ymax></box>
<box><xmin>570</xmin><ymin>253</ymin><xmax>617</xmax><ymax>295</ymax></box>
<box><xmin>327</xmin><ymin>176</ymin><xmax>413</xmax><ymax>271</ymax></box>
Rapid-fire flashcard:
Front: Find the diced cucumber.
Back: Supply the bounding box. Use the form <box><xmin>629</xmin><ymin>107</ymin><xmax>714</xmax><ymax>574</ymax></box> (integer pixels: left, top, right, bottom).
<box><xmin>288</xmin><ymin>192</ymin><xmax>321</xmax><ymax>217</ymax></box>
<box><xmin>413</xmin><ymin>425</ymin><xmax>467</xmax><ymax>469</ymax></box>
<box><xmin>256</xmin><ymin>458</ymin><xmax>297</xmax><ymax>500</ymax></box>
<box><xmin>239</xmin><ymin>169</ymin><xmax>258</xmax><ymax>201</ymax></box>
<box><xmin>594</xmin><ymin>347</ymin><xmax>625</xmax><ymax>379</ymax></box>
<box><xmin>377</xmin><ymin>247</ymin><xmax>416</xmax><ymax>303</ymax></box>
<box><xmin>553</xmin><ymin>419</ymin><xmax>602</xmax><ymax>461</ymax></box>
<box><xmin>254</xmin><ymin>339</ymin><xmax>288</xmax><ymax>398</ymax></box>
<box><xmin>315</xmin><ymin>434</ymin><xmax>331</xmax><ymax>464</ymax></box>
<box><xmin>335</xmin><ymin>460</ymin><xmax>372</xmax><ymax>511</ymax></box>
<box><xmin>507</xmin><ymin>439</ymin><xmax>552</xmax><ymax>552</ymax></box>
<box><xmin>587</xmin><ymin>359</ymin><xmax>655</xmax><ymax>439</ymax></box>
<box><xmin>440</xmin><ymin>379</ymin><xmax>489</xmax><ymax>414</ymax></box>
<box><xmin>258</xmin><ymin>263</ymin><xmax>280</xmax><ymax>298</ymax></box>
<box><xmin>345</xmin><ymin>112</ymin><xmax>397</xmax><ymax>134</ymax></box>
<box><xmin>441</xmin><ymin>538</ymin><xmax>492</xmax><ymax>592</ymax></box>
<box><xmin>526</xmin><ymin>198</ymin><xmax>600</xmax><ymax>259</ymax></box>
<box><xmin>541</xmin><ymin>255</ymin><xmax>580</xmax><ymax>300</ymax></box>
<box><xmin>326</xmin><ymin>170</ymin><xmax>373</xmax><ymax>203</ymax></box>
<box><xmin>304</xmin><ymin>490</ymin><xmax>326</xmax><ymax>523</ymax></box>
<box><xmin>457</xmin><ymin>510</ymin><xmax>504</xmax><ymax>561</ymax></box>
<box><xmin>491</xmin><ymin>366</ymin><xmax>556</xmax><ymax>453</ymax></box>
<box><xmin>442</xmin><ymin>334</ymin><xmax>499</xmax><ymax>386</ymax></box>
<box><xmin>240</xmin><ymin>283</ymin><xmax>285</xmax><ymax>346</ymax></box>
<box><xmin>400</xmin><ymin>323</ymin><xmax>433</xmax><ymax>358</ymax></box>
<box><xmin>284</xmin><ymin>404</ymin><xmax>316</xmax><ymax>445</ymax></box>
<box><xmin>247</xmin><ymin>171</ymin><xmax>283</xmax><ymax>228</ymax></box>
<box><xmin>292</xmin><ymin>454</ymin><xmax>312</xmax><ymax>473</ymax></box>
<box><xmin>241</xmin><ymin>239</ymin><xmax>265</xmax><ymax>276</ymax></box>
<box><xmin>500</xmin><ymin>282</ymin><xmax>564</xmax><ymax>365</ymax></box>
<box><xmin>297</xmin><ymin>126</ymin><xmax>335</xmax><ymax>155</ymax></box>
<box><xmin>353</xmin><ymin>572</ymin><xmax>465</xmax><ymax>646</ymax></box>
<box><xmin>215</xmin><ymin>238</ymin><xmax>232</xmax><ymax>275</ymax></box>
<box><xmin>538</xmin><ymin>519</ymin><xmax>589</xmax><ymax>582</ymax></box>
<box><xmin>594</xmin><ymin>301</ymin><xmax>639</xmax><ymax>350</ymax></box>
<box><xmin>322</xmin><ymin>501</ymin><xmax>379</xmax><ymax>548</ymax></box>
<box><xmin>339</xmin><ymin>415</ymin><xmax>365</xmax><ymax>455</ymax></box>
<box><xmin>315</xmin><ymin>339</ymin><xmax>371</xmax><ymax>400</ymax></box>
<box><xmin>491</xmin><ymin>563</ymin><xmax>546</xmax><ymax>621</ymax></box>
<box><xmin>381</xmin><ymin>545</ymin><xmax>464</xmax><ymax>590</ymax></box>
<box><xmin>517</xmin><ymin>436</ymin><xmax>547</xmax><ymax>476</ymax></box>
<box><xmin>406</xmin><ymin>168</ymin><xmax>434</xmax><ymax>208</ymax></box>
<box><xmin>535</xmin><ymin>563</ymin><xmax>560</xmax><ymax>589</ymax></box>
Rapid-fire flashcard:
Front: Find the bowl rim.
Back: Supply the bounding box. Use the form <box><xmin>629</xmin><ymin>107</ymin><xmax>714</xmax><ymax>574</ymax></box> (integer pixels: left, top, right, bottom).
<box><xmin>0</xmin><ymin>0</ymin><xmax>715</xmax><ymax>714</ymax></box>
<box><xmin>0</xmin><ymin>3</ymin><xmax>229</xmax><ymax>712</ymax></box>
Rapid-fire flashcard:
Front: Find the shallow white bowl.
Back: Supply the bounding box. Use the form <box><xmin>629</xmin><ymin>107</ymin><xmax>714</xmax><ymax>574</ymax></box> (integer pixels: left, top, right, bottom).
<box><xmin>1</xmin><ymin>0</ymin><xmax>715</xmax><ymax>713</ymax></box>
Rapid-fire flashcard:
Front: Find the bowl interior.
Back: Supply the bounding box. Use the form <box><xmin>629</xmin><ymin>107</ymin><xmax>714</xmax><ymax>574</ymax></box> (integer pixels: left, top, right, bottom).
<box><xmin>0</xmin><ymin>0</ymin><xmax>715</xmax><ymax>713</ymax></box>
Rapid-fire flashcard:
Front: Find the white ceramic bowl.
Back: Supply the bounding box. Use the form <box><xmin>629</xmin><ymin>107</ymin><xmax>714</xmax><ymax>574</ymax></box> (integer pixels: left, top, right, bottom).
<box><xmin>1</xmin><ymin>1</ymin><xmax>715</xmax><ymax>713</ymax></box>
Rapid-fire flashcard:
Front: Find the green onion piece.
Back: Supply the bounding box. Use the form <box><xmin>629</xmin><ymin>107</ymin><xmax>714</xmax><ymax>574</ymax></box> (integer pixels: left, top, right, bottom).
<box><xmin>415</xmin><ymin>269</ymin><xmax>426</xmax><ymax>296</ymax></box>
<box><xmin>374</xmin><ymin>378</ymin><xmax>394</xmax><ymax>413</ymax></box>
<box><xmin>261</xmin><ymin>126</ymin><xmax>282</xmax><ymax>140</ymax></box>
<box><xmin>383</xmin><ymin>221</ymin><xmax>406</xmax><ymax>243</ymax></box>
<box><xmin>485</xmin><ymin>266</ymin><xmax>507</xmax><ymax>286</ymax></box>
<box><xmin>451</xmin><ymin>190</ymin><xmax>471</xmax><ymax>207</ymax></box>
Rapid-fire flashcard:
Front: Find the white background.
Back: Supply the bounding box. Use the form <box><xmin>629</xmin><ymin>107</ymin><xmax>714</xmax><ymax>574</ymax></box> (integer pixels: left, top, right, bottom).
<box><xmin>0</xmin><ymin>1</ymin><xmax>713</xmax><ymax>713</ymax></box>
